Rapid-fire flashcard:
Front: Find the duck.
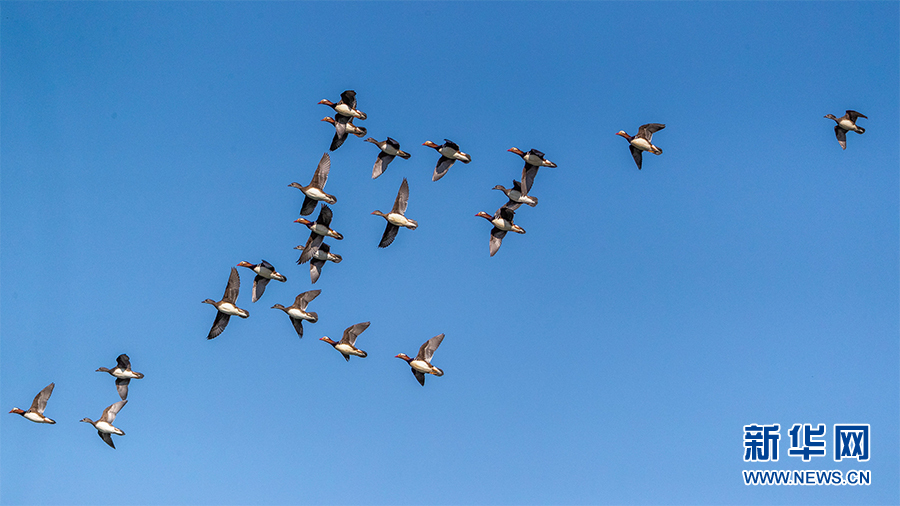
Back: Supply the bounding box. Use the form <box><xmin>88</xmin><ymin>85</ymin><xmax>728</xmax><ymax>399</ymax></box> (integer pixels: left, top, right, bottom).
<box><xmin>318</xmin><ymin>90</ymin><xmax>367</xmax><ymax>120</ymax></box>
<box><xmin>96</xmin><ymin>354</ymin><xmax>144</xmax><ymax>400</ymax></box>
<box><xmin>616</xmin><ymin>123</ymin><xmax>665</xmax><ymax>170</ymax></box>
<box><xmin>493</xmin><ymin>180</ymin><xmax>538</xmax><ymax>208</ymax></box>
<box><xmin>80</xmin><ymin>400</ymin><xmax>127</xmax><ymax>449</ymax></box>
<box><xmin>507</xmin><ymin>147</ymin><xmax>556</xmax><ymax>196</ymax></box>
<box><xmin>236</xmin><ymin>260</ymin><xmax>287</xmax><ymax>303</ymax></box>
<box><xmin>320</xmin><ymin>322</ymin><xmax>370</xmax><ymax>361</ymax></box>
<box><xmin>271</xmin><ymin>290</ymin><xmax>321</xmax><ymax>338</ymax></box>
<box><xmin>475</xmin><ymin>202</ymin><xmax>525</xmax><ymax>257</ymax></box>
<box><xmin>295</xmin><ymin>205</ymin><xmax>344</xmax><ymax>264</ymax></box>
<box><xmin>288</xmin><ymin>152</ymin><xmax>337</xmax><ymax>216</ymax></box>
<box><xmin>9</xmin><ymin>383</ymin><xmax>56</xmax><ymax>424</ymax></box>
<box><xmin>396</xmin><ymin>334</ymin><xmax>445</xmax><ymax>386</ymax></box>
<box><xmin>825</xmin><ymin>110</ymin><xmax>867</xmax><ymax>149</ymax></box>
<box><xmin>371</xmin><ymin>177</ymin><xmax>417</xmax><ymax>248</ymax></box>
<box><xmin>295</xmin><ymin>243</ymin><xmax>342</xmax><ymax>283</ymax></box>
<box><xmin>321</xmin><ymin>116</ymin><xmax>367</xmax><ymax>151</ymax></box>
<box><xmin>423</xmin><ymin>139</ymin><xmax>471</xmax><ymax>181</ymax></box>
<box><xmin>202</xmin><ymin>267</ymin><xmax>249</xmax><ymax>340</ymax></box>
<box><xmin>365</xmin><ymin>137</ymin><xmax>411</xmax><ymax>179</ymax></box>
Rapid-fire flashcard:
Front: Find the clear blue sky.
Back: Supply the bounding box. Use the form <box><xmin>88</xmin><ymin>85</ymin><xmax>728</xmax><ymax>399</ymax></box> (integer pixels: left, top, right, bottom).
<box><xmin>2</xmin><ymin>2</ymin><xmax>898</xmax><ymax>505</ymax></box>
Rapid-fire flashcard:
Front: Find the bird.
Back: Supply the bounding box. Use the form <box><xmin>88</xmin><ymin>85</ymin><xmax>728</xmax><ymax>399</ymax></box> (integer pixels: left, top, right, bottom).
<box><xmin>475</xmin><ymin>202</ymin><xmax>526</xmax><ymax>257</ymax></box>
<box><xmin>320</xmin><ymin>322</ymin><xmax>371</xmax><ymax>361</ymax></box>
<box><xmin>96</xmin><ymin>354</ymin><xmax>144</xmax><ymax>400</ymax></box>
<box><xmin>289</xmin><ymin>152</ymin><xmax>337</xmax><ymax>216</ymax></box>
<box><xmin>80</xmin><ymin>400</ymin><xmax>127</xmax><ymax>449</ymax></box>
<box><xmin>318</xmin><ymin>90</ymin><xmax>367</xmax><ymax>120</ymax></box>
<box><xmin>396</xmin><ymin>334</ymin><xmax>445</xmax><ymax>386</ymax></box>
<box><xmin>236</xmin><ymin>260</ymin><xmax>287</xmax><ymax>303</ymax></box>
<box><xmin>423</xmin><ymin>139</ymin><xmax>471</xmax><ymax>181</ymax></box>
<box><xmin>616</xmin><ymin>123</ymin><xmax>665</xmax><ymax>170</ymax></box>
<box><xmin>295</xmin><ymin>242</ymin><xmax>342</xmax><ymax>283</ymax></box>
<box><xmin>295</xmin><ymin>205</ymin><xmax>344</xmax><ymax>264</ymax></box>
<box><xmin>507</xmin><ymin>147</ymin><xmax>557</xmax><ymax>196</ymax></box>
<box><xmin>493</xmin><ymin>180</ymin><xmax>538</xmax><ymax>208</ymax></box>
<box><xmin>321</xmin><ymin>116</ymin><xmax>367</xmax><ymax>151</ymax></box>
<box><xmin>824</xmin><ymin>110</ymin><xmax>867</xmax><ymax>149</ymax></box>
<box><xmin>9</xmin><ymin>383</ymin><xmax>56</xmax><ymax>424</ymax></box>
<box><xmin>371</xmin><ymin>177</ymin><xmax>417</xmax><ymax>248</ymax></box>
<box><xmin>271</xmin><ymin>290</ymin><xmax>321</xmax><ymax>338</ymax></box>
<box><xmin>365</xmin><ymin>137</ymin><xmax>411</xmax><ymax>179</ymax></box>
<box><xmin>202</xmin><ymin>267</ymin><xmax>249</xmax><ymax>339</ymax></box>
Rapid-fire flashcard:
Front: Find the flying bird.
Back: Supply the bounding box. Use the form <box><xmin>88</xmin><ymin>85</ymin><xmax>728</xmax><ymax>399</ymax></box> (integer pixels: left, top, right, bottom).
<box><xmin>202</xmin><ymin>267</ymin><xmax>249</xmax><ymax>339</ymax></box>
<box><xmin>371</xmin><ymin>177</ymin><xmax>418</xmax><ymax>248</ymax></box>
<box><xmin>295</xmin><ymin>205</ymin><xmax>344</xmax><ymax>264</ymax></box>
<box><xmin>321</xmin><ymin>116</ymin><xmax>367</xmax><ymax>151</ymax></box>
<box><xmin>289</xmin><ymin>152</ymin><xmax>337</xmax><ymax>216</ymax></box>
<box><xmin>295</xmin><ymin>242</ymin><xmax>342</xmax><ymax>283</ymax></box>
<box><xmin>237</xmin><ymin>260</ymin><xmax>286</xmax><ymax>303</ymax></box>
<box><xmin>824</xmin><ymin>110</ymin><xmax>867</xmax><ymax>149</ymax></box>
<box><xmin>96</xmin><ymin>354</ymin><xmax>144</xmax><ymax>400</ymax></box>
<box><xmin>396</xmin><ymin>334</ymin><xmax>445</xmax><ymax>386</ymax></box>
<box><xmin>423</xmin><ymin>139</ymin><xmax>471</xmax><ymax>181</ymax></box>
<box><xmin>616</xmin><ymin>123</ymin><xmax>665</xmax><ymax>170</ymax></box>
<box><xmin>9</xmin><ymin>383</ymin><xmax>56</xmax><ymax>424</ymax></box>
<box><xmin>320</xmin><ymin>322</ymin><xmax>371</xmax><ymax>361</ymax></box>
<box><xmin>476</xmin><ymin>202</ymin><xmax>526</xmax><ymax>257</ymax></box>
<box><xmin>271</xmin><ymin>290</ymin><xmax>321</xmax><ymax>338</ymax></box>
<box><xmin>507</xmin><ymin>147</ymin><xmax>557</xmax><ymax>196</ymax></box>
<box><xmin>365</xmin><ymin>137</ymin><xmax>411</xmax><ymax>179</ymax></box>
<box><xmin>80</xmin><ymin>400</ymin><xmax>127</xmax><ymax>449</ymax></box>
<box><xmin>318</xmin><ymin>90</ymin><xmax>367</xmax><ymax>120</ymax></box>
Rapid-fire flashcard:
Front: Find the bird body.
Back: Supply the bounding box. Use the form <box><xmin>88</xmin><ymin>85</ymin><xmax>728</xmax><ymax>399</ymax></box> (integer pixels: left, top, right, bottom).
<box><xmin>825</xmin><ymin>110</ymin><xmax>867</xmax><ymax>149</ymax></box>
<box><xmin>272</xmin><ymin>290</ymin><xmax>320</xmax><ymax>338</ymax></box>
<box><xmin>96</xmin><ymin>354</ymin><xmax>144</xmax><ymax>400</ymax></box>
<box><xmin>295</xmin><ymin>205</ymin><xmax>344</xmax><ymax>264</ymax></box>
<box><xmin>423</xmin><ymin>139</ymin><xmax>471</xmax><ymax>181</ymax></box>
<box><xmin>321</xmin><ymin>322</ymin><xmax>370</xmax><ymax>361</ymax></box>
<box><xmin>365</xmin><ymin>137</ymin><xmax>411</xmax><ymax>179</ymax></box>
<box><xmin>396</xmin><ymin>334</ymin><xmax>445</xmax><ymax>386</ymax></box>
<box><xmin>202</xmin><ymin>267</ymin><xmax>249</xmax><ymax>339</ymax></box>
<box><xmin>9</xmin><ymin>383</ymin><xmax>56</xmax><ymax>424</ymax></box>
<box><xmin>318</xmin><ymin>90</ymin><xmax>367</xmax><ymax>119</ymax></box>
<box><xmin>616</xmin><ymin>123</ymin><xmax>665</xmax><ymax>170</ymax></box>
<box><xmin>476</xmin><ymin>203</ymin><xmax>525</xmax><ymax>257</ymax></box>
<box><xmin>237</xmin><ymin>260</ymin><xmax>286</xmax><ymax>302</ymax></box>
<box><xmin>372</xmin><ymin>178</ymin><xmax>417</xmax><ymax>248</ymax></box>
<box><xmin>289</xmin><ymin>153</ymin><xmax>336</xmax><ymax>216</ymax></box>
<box><xmin>80</xmin><ymin>400</ymin><xmax>127</xmax><ymax>449</ymax></box>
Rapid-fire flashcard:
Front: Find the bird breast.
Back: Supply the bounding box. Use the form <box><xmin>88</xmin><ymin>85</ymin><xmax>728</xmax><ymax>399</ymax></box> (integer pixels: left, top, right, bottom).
<box><xmin>630</xmin><ymin>138</ymin><xmax>654</xmax><ymax>152</ymax></box>
<box><xmin>94</xmin><ymin>421</ymin><xmax>123</xmax><ymax>435</ymax></box>
<box><xmin>217</xmin><ymin>302</ymin><xmax>246</xmax><ymax>316</ymax></box>
<box><xmin>287</xmin><ymin>308</ymin><xmax>314</xmax><ymax>321</ymax></box>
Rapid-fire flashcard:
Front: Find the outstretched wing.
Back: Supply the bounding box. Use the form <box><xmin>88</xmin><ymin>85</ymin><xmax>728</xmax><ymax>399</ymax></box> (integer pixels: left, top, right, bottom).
<box><xmin>834</xmin><ymin>125</ymin><xmax>847</xmax><ymax>150</ymax></box>
<box><xmin>291</xmin><ymin>318</ymin><xmax>305</xmax><ymax>338</ymax></box>
<box><xmin>432</xmin><ymin>156</ymin><xmax>455</xmax><ymax>182</ymax></box>
<box><xmin>378</xmin><ymin>223</ymin><xmax>400</xmax><ymax>248</ymax></box>
<box><xmin>102</xmin><ymin>400</ymin><xmax>127</xmax><ymax>424</ymax></box>
<box><xmin>629</xmin><ymin>145</ymin><xmax>643</xmax><ymax>170</ymax></box>
<box><xmin>342</xmin><ymin>321</ymin><xmax>371</xmax><ymax>346</ymax></box>
<box><xmin>392</xmin><ymin>178</ymin><xmax>410</xmax><ymax>215</ymax></box>
<box><xmin>340</xmin><ymin>90</ymin><xmax>357</xmax><ymax>110</ymax></box>
<box><xmin>223</xmin><ymin>267</ymin><xmax>240</xmax><ymax>304</ymax></box>
<box><xmin>310</xmin><ymin>259</ymin><xmax>324</xmax><ymax>284</ymax></box>
<box><xmin>252</xmin><ymin>275</ymin><xmax>270</xmax><ymax>303</ymax></box>
<box><xmin>416</xmin><ymin>333</ymin><xmax>445</xmax><ymax>362</ymax></box>
<box><xmin>116</xmin><ymin>354</ymin><xmax>131</xmax><ymax>370</ymax></box>
<box><xmin>318</xmin><ymin>205</ymin><xmax>334</xmax><ymax>228</ymax></box>
<box><xmin>372</xmin><ymin>152</ymin><xmax>394</xmax><ymax>179</ymax></box>
<box><xmin>637</xmin><ymin>123</ymin><xmax>665</xmax><ymax>140</ymax></box>
<box><xmin>413</xmin><ymin>369</ymin><xmax>426</xmax><ymax>386</ymax></box>
<box><xmin>208</xmin><ymin>312</ymin><xmax>231</xmax><ymax>339</ymax></box>
<box><xmin>295</xmin><ymin>290</ymin><xmax>321</xmax><ymax>311</ymax></box>
<box><xmin>30</xmin><ymin>383</ymin><xmax>54</xmax><ymax>415</ymax></box>
<box><xmin>310</xmin><ymin>152</ymin><xmax>331</xmax><ymax>188</ymax></box>
<box><xmin>115</xmin><ymin>378</ymin><xmax>130</xmax><ymax>400</ymax></box>
<box><xmin>846</xmin><ymin>110</ymin><xmax>867</xmax><ymax>121</ymax></box>
<box><xmin>490</xmin><ymin>228</ymin><xmax>507</xmax><ymax>257</ymax></box>
<box><xmin>99</xmin><ymin>431</ymin><xmax>116</xmax><ymax>449</ymax></box>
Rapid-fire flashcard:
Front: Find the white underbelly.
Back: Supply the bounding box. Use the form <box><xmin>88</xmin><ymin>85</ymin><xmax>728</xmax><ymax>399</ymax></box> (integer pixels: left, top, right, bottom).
<box><xmin>304</xmin><ymin>188</ymin><xmax>329</xmax><ymax>201</ymax></box>
<box><xmin>335</xmin><ymin>343</ymin><xmax>356</xmax><ymax>355</ymax></box>
<box><xmin>630</xmin><ymin>138</ymin><xmax>653</xmax><ymax>151</ymax></box>
<box><xmin>410</xmin><ymin>360</ymin><xmax>433</xmax><ymax>373</ymax></box>
<box><xmin>24</xmin><ymin>412</ymin><xmax>46</xmax><ymax>423</ymax></box>
<box><xmin>218</xmin><ymin>303</ymin><xmax>244</xmax><ymax>316</ymax></box>
<box><xmin>94</xmin><ymin>421</ymin><xmax>122</xmax><ymax>435</ymax></box>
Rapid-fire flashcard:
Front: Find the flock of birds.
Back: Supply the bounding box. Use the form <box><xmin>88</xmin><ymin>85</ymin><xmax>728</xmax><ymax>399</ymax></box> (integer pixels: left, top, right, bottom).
<box><xmin>9</xmin><ymin>88</ymin><xmax>869</xmax><ymax>450</ymax></box>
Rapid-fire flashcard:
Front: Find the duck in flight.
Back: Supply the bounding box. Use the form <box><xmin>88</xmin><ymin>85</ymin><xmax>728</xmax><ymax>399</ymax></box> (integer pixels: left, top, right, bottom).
<box><xmin>9</xmin><ymin>383</ymin><xmax>56</xmax><ymax>424</ymax></box>
<box><xmin>371</xmin><ymin>177</ymin><xmax>418</xmax><ymax>248</ymax></box>
<box><xmin>616</xmin><ymin>123</ymin><xmax>665</xmax><ymax>170</ymax></box>
<box><xmin>824</xmin><ymin>110</ymin><xmax>867</xmax><ymax>149</ymax></box>
<box><xmin>202</xmin><ymin>267</ymin><xmax>249</xmax><ymax>339</ymax></box>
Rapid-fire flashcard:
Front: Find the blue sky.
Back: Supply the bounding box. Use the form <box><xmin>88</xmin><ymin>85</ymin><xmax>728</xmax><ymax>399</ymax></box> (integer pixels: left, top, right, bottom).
<box><xmin>1</xmin><ymin>2</ymin><xmax>897</xmax><ymax>505</ymax></box>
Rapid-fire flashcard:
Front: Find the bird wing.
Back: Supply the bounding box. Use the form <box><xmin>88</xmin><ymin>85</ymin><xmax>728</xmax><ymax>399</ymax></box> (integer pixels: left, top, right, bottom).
<box><xmin>116</xmin><ymin>354</ymin><xmax>131</xmax><ymax>370</ymax></box>
<box><xmin>379</xmin><ymin>223</ymin><xmax>400</xmax><ymax>248</ymax></box>
<box><xmin>489</xmin><ymin>227</ymin><xmax>507</xmax><ymax>257</ymax></box>
<box><xmin>291</xmin><ymin>318</ymin><xmax>304</xmax><ymax>338</ymax></box>
<box><xmin>115</xmin><ymin>378</ymin><xmax>130</xmax><ymax>400</ymax></box>
<box><xmin>310</xmin><ymin>152</ymin><xmax>331</xmax><ymax>189</ymax></box>
<box><xmin>417</xmin><ymin>333</ymin><xmax>445</xmax><ymax>362</ymax></box>
<box><xmin>296</xmin><ymin>233</ymin><xmax>324</xmax><ymax>264</ymax></box>
<box><xmin>208</xmin><ymin>312</ymin><xmax>231</xmax><ymax>339</ymax></box>
<box><xmin>834</xmin><ymin>125</ymin><xmax>847</xmax><ymax>149</ymax></box>
<box><xmin>330</xmin><ymin>131</ymin><xmax>347</xmax><ymax>151</ymax></box>
<box><xmin>318</xmin><ymin>205</ymin><xmax>334</xmax><ymax>227</ymax></box>
<box><xmin>30</xmin><ymin>383</ymin><xmax>54</xmax><ymax>415</ymax></box>
<box><xmin>846</xmin><ymin>110</ymin><xmax>867</xmax><ymax>121</ymax></box>
<box><xmin>637</xmin><ymin>123</ymin><xmax>665</xmax><ymax>140</ymax></box>
<box><xmin>342</xmin><ymin>321</ymin><xmax>371</xmax><ymax>346</ymax></box>
<box><xmin>413</xmin><ymin>369</ymin><xmax>426</xmax><ymax>386</ymax></box>
<box><xmin>296</xmin><ymin>289</ymin><xmax>321</xmax><ymax>311</ymax></box>
<box><xmin>300</xmin><ymin>195</ymin><xmax>318</xmax><ymax>216</ymax></box>
<box><xmin>102</xmin><ymin>400</ymin><xmax>127</xmax><ymax>424</ymax></box>
<box><xmin>372</xmin><ymin>152</ymin><xmax>394</xmax><ymax>179</ymax></box>
<box><xmin>629</xmin><ymin>145</ymin><xmax>643</xmax><ymax>170</ymax></box>
<box><xmin>393</xmin><ymin>178</ymin><xmax>410</xmax><ymax>214</ymax></box>
<box><xmin>340</xmin><ymin>90</ymin><xmax>357</xmax><ymax>110</ymax></box>
<box><xmin>223</xmin><ymin>267</ymin><xmax>241</xmax><ymax>303</ymax></box>
<box><xmin>251</xmin><ymin>275</ymin><xmax>270</xmax><ymax>303</ymax></box>
<box><xmin>310</xmin><ymin>259</ymin><xmax>324</xmax><ymax>284</ymax></box>
<box><xmin>99</xmin><ymin>431</ymin><xmax>116</xmax><ymax>449</ymax></box>
<box><xmin>432</xmin><ymin>156</ymin><xmax>455</xmax><ymax>182</ymax></box>
<box><xmin>497</xmin><ymin>203</ymin><xmax>519</xmax><ymax>221</ymax></box>
<box><xmin>521</xmin><ymin>164</ymin><xmax>539</xmax><ymax>195</ymax></box>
